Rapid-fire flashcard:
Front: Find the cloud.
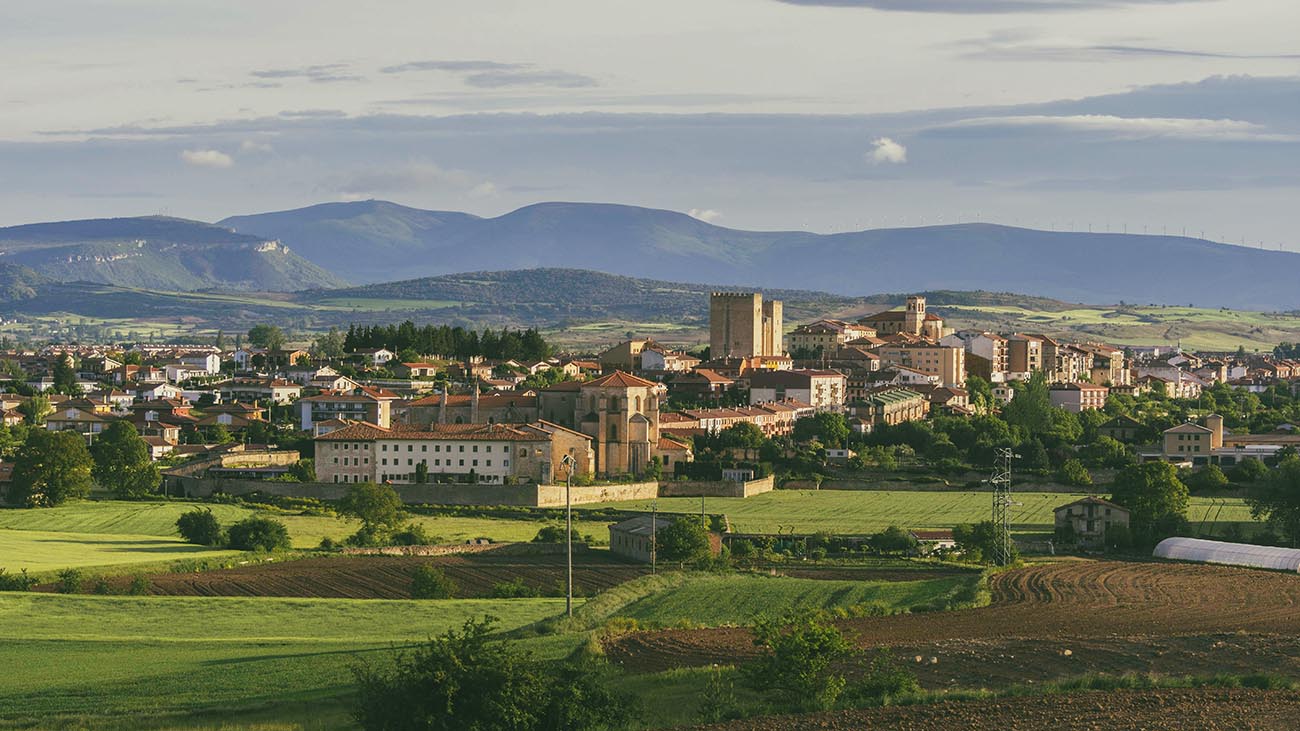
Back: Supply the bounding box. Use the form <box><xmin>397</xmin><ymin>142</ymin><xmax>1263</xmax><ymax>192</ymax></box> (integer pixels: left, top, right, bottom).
<box><xmin>776</xmin><ymin>0</ymin><xmax>1205</xmax><ymax>12</ymax></box>
<box><xmin>463</xmin><ymin>70</ymin><xmax>597</xmax><ymax>89</ymax></box>
<box><xmin>925</xmin><ymin>114</ymin><xmax>1297</xmax><ymax>141</ymax></box>
<box><xmin>688</xmin><ymin>208</ymin><xmax>723</xmax><ymax>223</ymax></box>
<box><xmin>379</xmin><ymin>60</ymin><xmax>519</xmax><ymax>74</ymax></box>
<box><xmin>179</xmin><ymin>149</ymin><xmax>233</xmax><ymax>168</ymax></box>
<box><xmin>334</xmin><ymin>162</ymin><xmax>494</xmax><ymax>198</ymax></box>
<box><xmin>379</xmin><ymin>59</ymin><xmax>598</xmax><ymax>88</ymax></box>
<box><xmin>867</xmin><ymin>137</ymin><xmax>908</xmax><ymax>164</ymax></box>
<box><xmin>952</xmin><ymin>31</ymin><xmax>1300</xmax><ymax>61</ymax></box>
<box><xmin>249</xmin><ymin>64</ymin><xmax>361</xmax><ymax>83</ymax></box>
<box><xmin>239</xmin><ymin>139</ymin><xmax>273</xmax><ymax>153</ymax></box>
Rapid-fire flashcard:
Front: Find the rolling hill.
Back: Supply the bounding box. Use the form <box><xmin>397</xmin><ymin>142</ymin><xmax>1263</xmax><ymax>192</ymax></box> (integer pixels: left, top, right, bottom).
<box><xmin>219</xmin><ymin>200</ymin><xmax>1300</xmax><ymax>311</ymax></box>
<box><xmin>0</xmin><ymin>216</ymin><xmax>345</xmax><ymax>292</ymax></box>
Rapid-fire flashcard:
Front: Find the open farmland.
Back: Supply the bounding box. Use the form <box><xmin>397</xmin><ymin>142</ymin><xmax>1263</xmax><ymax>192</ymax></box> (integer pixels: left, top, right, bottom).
<box><xmin>692</xmin><ymin>688</ymin><xmax>1300</xmax><ymax>731</ymax></box>
<box><xmin>0</xmin><ymin>500</ymin><xmax>615</xmax><ymax>571</ymax></box>
<box><xmin>0</xmin><ymin>592</ymin><xmax>569</xmax><ymax>726</ymax></box>
<box><xmin>586</xmin><ymin>490</ymin><xmax>1256</xmax><ymax>536</ymax></box>
<box><xmin>94</xmin><ymin>551</ymin><xmax>648</xmax><ymax>599</ymax></box>
<box><xmin>607</xmin><ymin>560</ymin><xmax>1300</xmax><ymax>683</ymax></box>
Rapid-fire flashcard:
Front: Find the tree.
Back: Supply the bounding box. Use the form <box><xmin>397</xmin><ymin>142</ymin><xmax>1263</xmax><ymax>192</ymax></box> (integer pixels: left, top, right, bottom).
<box><xmin>743</xmin><ymin>614</ymin><xmax>852</xmax><ymax>712</ymax></box>
<box><xmin>1246</xmin><ymin>456</ymin><xmax>1300</xmax><ymax>545</ymax></box>
<box><xmin>1082</xmin><ymin>435</ymin><xmax>1133</xmax><ymax>469</ymax></box>
<box><xmin>176</xmin><ymin>508</ymin><xmax>224</xmax><ymax>546</ymax></box>
<box><xmin>287</xmin><ymin>458</ymin><xmax>316</xmax><ymax>482</ymax></box>
<box><xmin>91</xmin><ymin>421</ymin><xmax>159</xmax><ymax>498</ymax></box>
<box><xmin>717</xmin><ymin>422</ymin><xmax>765</xmax><ymax>451</ymax></box>
<box><xmin>339</xmin><ymin>482</ymin><xmax>405</xmax><ymax>534</ymax></box>
<box><xmin>866</xmin><ymin>525</ymin><xmax>917</xmax><ymax>554</ymax></box>
<box><xmin>313</xmin><ymin>326</ymin><xmax>346</xmax><ymax>358</ymax></box>
<box><xmin>1187</xmin><ymin>464</ymin><xmax>1229</xmax><ymax>493</ymax></box>
<box><xmin>1057</xmin><ymin>458</ymin><xmax>1093</xmax><ymax>487</ymax></box>
<box><xmin>1233</xmin><ymin>457</ymin><xmax>1270</xmax><ymax>484</ymax></box>
<box><xmin>247</xmin><ymin>324</ymin><xmax>286</xmax><ymax>351</ymax></box>
<box><xmin>655</xmin><ymin>518</ymin><xmax>711</xmax><ymax>564</ymax></box>
<box><xmin>52</xmin><ymin>355</ymin><xmax>81</xmax><ymax>395</ymax></box>
<box><xmin>413</xmin><ymin>460</ymin><xmax>429</xmax><ymax>484</ymax></box>
<box><xmin>351</xmin><ymin>617</ymin><xmax>634</xmax><ymax>731</ymax></box>
<box><xmin>8</xmin><ymin>430</ymin><xmax>93</xmax><ymax>507</ymax></box>
<box><xmin>953</xmin><ymin>520</ymin><xmax>1017</xmax><ymax>564</ymax></box>
<box><xmin>17</xmin><ymin>395</ymin><xmax>51</xmax><ymax>426</ymax></box>
<box><xmin>1109</xmin><ymin>462</ymin><xmax>1189</xmax><ymax>544</ymax></box>
<box><xmin>226</xmin><ymin>517</ymin><xmax>291</xmax><ymax>551</ymax></box>
<box><xmin>792</xmin><ymin>412</ymin><xmax>850</xmax><ymax>449</ymax></box>
<box><xmin>410</xmin><ymin>565</ymin><xmax>457</xmax><ymax>599</ymax></box>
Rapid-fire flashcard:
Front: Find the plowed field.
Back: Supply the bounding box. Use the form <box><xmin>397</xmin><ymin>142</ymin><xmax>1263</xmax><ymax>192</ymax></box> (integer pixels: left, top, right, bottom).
<box><xmin>689</xmin><ymin>688</ymin><xmax>1300</xmax><ymax>731</ymax></box>
<box><xmin>608</xmin><ymin>560</ymin><xmax>1300</xmax><ymax>679</ymax></box>
<box><xmin>77</xmin><ymin>553</ymin><xmax>650</xmax><ymax>599</ymax></box>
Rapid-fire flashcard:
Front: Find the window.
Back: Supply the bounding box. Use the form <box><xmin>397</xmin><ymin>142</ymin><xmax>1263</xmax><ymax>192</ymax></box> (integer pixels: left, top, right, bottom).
<box><xmin>421</xmin><ymin>445</ymin><xmax>427</xmax><ymax>452</ymax></box>
<box><xmin>459</xmin><ymin>445</ymin><xmax>465</xmax><ymax>453</ymax></box>
<box><xmin>486</xmin><ymin>460</ymin><xmax>492</xmax><ymax>467</ymax></box>
<box><xmin>407</xmin><ymin>445</ymin><xmax>413</xmax><ymax>452</ymax></box>
<box><xmin>473</xmin><ymin>460</ymin><xmax>478</xmax><ymax>467</ymax></box>
<box><xmin>407</xmin><ymin>459</ymin><xmax>413</xmax><ymax>466</ymax></box>
<box><xmin>382</xmin><ymin>444</ymin><xmax>388</xmax><ymax>451</ymax></box>
<box><xmin>473</xmin><ymin>445</ymin><xmax>478</xmax><ymax>453</ymax></box>
<box><xmin>459</xmin><ymin>459</ymin><xmax>464</xmax><ymax>467</ymax></box>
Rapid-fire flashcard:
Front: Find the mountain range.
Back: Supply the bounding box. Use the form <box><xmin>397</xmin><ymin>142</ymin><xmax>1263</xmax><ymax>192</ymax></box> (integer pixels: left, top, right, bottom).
<box><xmin>1</xmin><ymin>201</ymin><xmax>1298</xmax><ymax>310</ymax></box>
<box><xmin>0</xmin><ymin>216</ymin><xmax>343</xmax><ymax>291</ymax></box>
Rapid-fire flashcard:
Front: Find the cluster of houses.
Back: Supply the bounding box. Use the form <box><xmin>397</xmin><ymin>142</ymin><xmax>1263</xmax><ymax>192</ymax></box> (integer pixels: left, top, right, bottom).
<box><xmin>6</xmin><ymin>292</ymin><xmax>1300</xmax><ymax>493</ymax></box>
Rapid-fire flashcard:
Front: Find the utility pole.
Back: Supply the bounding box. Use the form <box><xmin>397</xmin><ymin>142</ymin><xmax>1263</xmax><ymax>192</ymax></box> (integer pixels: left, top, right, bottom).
<box><xmin>990</xmin><ymin>448</ymin><xmax>1020</xmax><ymax>566</ymax></box>
<box><xmin>561</xmin><ymin>454</ymin><xmax>576</xmax><ymax>617</ymax></box>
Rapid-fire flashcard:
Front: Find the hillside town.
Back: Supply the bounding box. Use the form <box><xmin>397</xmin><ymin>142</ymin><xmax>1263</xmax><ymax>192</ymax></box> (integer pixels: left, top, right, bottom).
<box><xmin>3</xmin><ymin>292</ymin><xmax>1299</xmax><ymax>491</ymax></box>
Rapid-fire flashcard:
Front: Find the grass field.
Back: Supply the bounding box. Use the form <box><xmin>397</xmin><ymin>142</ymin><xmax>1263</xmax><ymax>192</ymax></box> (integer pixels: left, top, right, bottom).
<box><xmin>0</xmin><ymin>592</ymin><xmax>570</xmax><ymax>726</ymax></box>
<box><xmin>0</xmin><ymin>528</ymin><xmax>239</xmax><ymax>574</ymax></box>
<box><xmin>614</xmin><ymin>573</ymin><xmax>976</xmax><ymax>626</ymax></box>
<box><xmin>584</xmin><ymin>490</ymin><xmax>1258</xmax><ymax>536</ymax></box>
<box><xmin>0</xmin><ymin>501</ymin><xmax>615</xmax><ymax>571</ymax></box>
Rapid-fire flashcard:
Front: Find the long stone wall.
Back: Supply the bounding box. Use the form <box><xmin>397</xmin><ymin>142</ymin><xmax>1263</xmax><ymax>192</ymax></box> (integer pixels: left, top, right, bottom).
<box><xmin>165</xmin><ymin>474</ymin><xmax>770</xmax><ymax>507</ymax></box>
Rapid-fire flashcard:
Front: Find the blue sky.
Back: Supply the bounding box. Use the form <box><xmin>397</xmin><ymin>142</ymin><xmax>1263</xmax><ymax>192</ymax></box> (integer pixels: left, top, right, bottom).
<box><xmin>1</xmin><ymin>0</ymin><xmax>1298</xmax><ymax>249</ymax></box>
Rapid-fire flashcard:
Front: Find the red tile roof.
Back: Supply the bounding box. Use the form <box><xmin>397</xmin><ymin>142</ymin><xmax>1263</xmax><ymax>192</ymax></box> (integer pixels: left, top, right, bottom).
<box><xmin>584</xmin><ymin>370</ymin><xmax>659</xmax><ymax>389</ymax></box>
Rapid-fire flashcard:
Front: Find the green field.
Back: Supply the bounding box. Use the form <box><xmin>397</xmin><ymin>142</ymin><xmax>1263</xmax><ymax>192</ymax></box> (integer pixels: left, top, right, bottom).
<box><xmin>614</xmin><ymin>573</ymin><xmax>975</xmax><ymax>626</ymax></box>
<box><xmin>0</xmin><ymin>592</ymin><xmax>569</xmax><ymax>726</ymax></box>
<box><xmin>0</xmin><ymin>501</ymin><xmax>616</xmax><ymax>572</ymax></box>
<box><xmin>585</xmin><ymin>490</ymin><xmax>1257</xmax><ymax>536</ymax></box>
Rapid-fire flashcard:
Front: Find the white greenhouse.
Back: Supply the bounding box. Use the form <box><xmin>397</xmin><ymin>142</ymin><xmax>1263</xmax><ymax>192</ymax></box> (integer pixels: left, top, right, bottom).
<box><xmin>1153</xmin><ymin>537</ymin><xmax>1300</xmax><ymax>572</ymax></box>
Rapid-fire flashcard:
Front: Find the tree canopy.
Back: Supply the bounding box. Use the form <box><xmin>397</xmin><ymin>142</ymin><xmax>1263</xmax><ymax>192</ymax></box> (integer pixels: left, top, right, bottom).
<box><xmin>91</xmin><ymin>421</ymin><xmax>159</xmax><ymax>498</ymax></box>
<box><xmin>9</xmin><ymin>430</ymin><xmax>93</xmax><ymax>507</ymax></box>
<box><xmin>1109</xmin><ymin>462</ymin><xmax>1189</xmax><ymax>543</ymax></box>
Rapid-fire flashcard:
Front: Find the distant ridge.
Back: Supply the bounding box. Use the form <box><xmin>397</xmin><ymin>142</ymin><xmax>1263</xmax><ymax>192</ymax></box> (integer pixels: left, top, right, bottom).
<box><xmin>0</xmin><ymin>216</ymin><xmax>345</xmax><ymax>291</ymax></box>
<box><xmin>221</xmin><ymin>200</ymin><xmax>1300</xmax><ymax>310</ymax></box>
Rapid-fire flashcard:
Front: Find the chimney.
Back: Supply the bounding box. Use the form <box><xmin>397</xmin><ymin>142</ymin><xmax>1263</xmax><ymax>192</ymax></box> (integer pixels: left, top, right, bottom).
<box><xmin>471</xmin><ymin>379</ymin><xmax>480</xmax><ymax>424</ymax></box>
<box><xmin>438</xmin><ymin>387</ymin><xmax>448</xmax><ymax>425</ymax></box>
<box><xmin>1206</xmin><ymin>413</ymin><xmax>1223</xmax><ymax>450</ymax></box>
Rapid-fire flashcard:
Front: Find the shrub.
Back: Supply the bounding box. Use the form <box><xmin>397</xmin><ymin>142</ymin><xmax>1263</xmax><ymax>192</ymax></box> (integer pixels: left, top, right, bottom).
<box><xmin>56</xmin><ymin>568</ymin><xmax>84</xmax><ymax>594</ymax></box>
<box><xmin>128</xmin><ymin>574</ymin><xmax>150</xmax><ymax>595</ymax></box>
<box><xmin>743</xmin><ymin>615</ymin><xmax>852</xmax><ymax>712</ymax></box>
<box><xmin>843</xmin><ymin>650</ymin><xmax>921</xmax><ymax>706</ymax></box>
<box><xmin>91</xmin><ymin>576</ymin><xmax>112</xmax><ymax>595</ymax></box>
<box><xmin>226</xmin><ymin>517</ymin><xmax>291</xmax><ymax>552</ymax></box>
<box><xmin>697</xmin><ymin>667</ymin><xmax>743</xmax><ymax>724</ymax></box>
<box><xmin>0</xmin><ymin>568</ymin><xmax>36</xmax><ymax>592</ymax></box>
<box><xmin>319</xmin><ymin>536</ymin><xmax>338</xmax><ymax>551</ymax></box>
<box><xmin>532</xmin><ymin>524</ymin><xmax>580</xmax><ymax>543</ymax></box>
<box><xmin>490</xmin><ymin>577</ymin><xmax>540</xmax><ymax>599</ymax></box>
<box><xmin>410</xmin><ymin>565</ymin><xmax>457</xmax><ymax>599</ymax></box>
<box><xmin>866</xmin><ymin>525</ymin><xmax>918</xmax><ymax>555</ymax></box>
<box><xmin>176</xmin><ymin>508</ymin><xmax>224</xmax><ymax>546</ymax></box>
<box><xmin>730</xmin><ymin>538</ymin><xmax>755</xmax><ymax>559</ymax></box>
<box><xmin>390</xmin><ymin>522</ymin><xmax>433</xmax><ymax>546</ymax></box>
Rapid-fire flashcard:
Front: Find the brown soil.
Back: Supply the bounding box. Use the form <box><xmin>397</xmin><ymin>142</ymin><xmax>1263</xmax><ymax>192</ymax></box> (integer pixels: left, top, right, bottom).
<box><xmin>607</xmin><ymin>560</ymin><xmax>1300</xmax><ymax>683</ymax></box>
<box><xmin>56</xmin><ymin>552</ymin><xmax>651</xmax><ymax>599</ymax></box>
<box><xmin>688</xmin><ymin>688</ymin><xmax>1300</xmax><ymax>731</ymax></box>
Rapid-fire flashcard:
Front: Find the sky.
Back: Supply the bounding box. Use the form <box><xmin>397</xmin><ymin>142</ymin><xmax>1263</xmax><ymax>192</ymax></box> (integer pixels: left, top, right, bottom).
<box><xmin>2</xmin><ymin>0</ymin><xmax>1299</xmax><ymax>248</ymax></box>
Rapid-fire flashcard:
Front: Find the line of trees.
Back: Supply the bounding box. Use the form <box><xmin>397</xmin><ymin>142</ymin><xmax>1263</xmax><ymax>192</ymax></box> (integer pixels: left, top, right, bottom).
<box><xmin>343</xmin><ymin>322</ymin><xmax>552</xmax><ymax>362</ymax></box>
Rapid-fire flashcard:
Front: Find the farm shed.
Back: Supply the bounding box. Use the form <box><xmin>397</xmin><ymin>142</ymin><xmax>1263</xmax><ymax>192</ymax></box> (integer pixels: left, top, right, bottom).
<box><xmin>1153</xmin><ymin>537</ymin><xmax>1300</xmax><ymax>572</ymax></box>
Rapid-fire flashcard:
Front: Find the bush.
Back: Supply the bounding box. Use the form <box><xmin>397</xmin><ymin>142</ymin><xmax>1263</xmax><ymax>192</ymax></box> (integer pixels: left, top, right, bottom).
<box><xmin>490</xmin><ymin>577</ymin><xmax>541</xmax><ymax>598</ymax></box>
<box><xmin>1057</xmin><ymin>458</ymin><xmax>1093</xmax><ymax>487</ymax></box>
<box><xmin>128</xmin><ymin>574</ymin><xmax>150</xmax><ymax>595</ymax></box>
<box><xmin>866</xmin><ymin>525</ymin><xmax>918</xmax><ymax>555</ymax></box>
<box><xmin>390</xmin><ymin>522</ymin><xmax>433</xmax><ymax>546</ymax></box>
<box><xmin>743</xmin><ymin>615</ymin><xmax>852</xmax><ymax>712</ymax></box>
<box><xmin>176</xmin><ymin>508</ymin><xmax>224</xmax><ymax>546</ymax></box>
<box><xmin>410</xmin><ymin>565</ymin><xmax>457</xmax><ymax>599</ymax></box>
<box><xmin>532</xmin><ymin>524</ymin><xmax>580</xmax><ymax>543</ymax></box>
<box><xmin>56</xmin><ymin>568</ymin><xmax>83</xmax><ymax>594</ymax></box>
<box><xmin>843</xmin><ymin>650</ymin><xmax>921</xmax><ymax>706</ymax></box>
<box><xmin>226</xmin><ymin>517</ymin><xmax>291</xmax><ymax>552</ymax></box>
<box><xmin>91</xmin><ymin>576</ymin><xmax>112</xmax><ymax>595</ymax></box>
<box><xmin>0</xmin><ymin>568</ymin><xmax>36</xmax><ymax>592</ymax></box>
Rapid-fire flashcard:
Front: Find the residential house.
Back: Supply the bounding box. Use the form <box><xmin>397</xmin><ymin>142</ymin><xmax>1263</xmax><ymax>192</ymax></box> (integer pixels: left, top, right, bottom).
<box><xmin>351</xmin><ymin>348</ymin><xmax>396</xmax><ymax>367</ymax></box>
<box><xmin>749</xmin><ymin>369</ymin><xmax>846</xmax><ymax>413</ymax></box>
<box><xmin>850</xmin><ymin>387</ymin><xmax>928</xmax><ymax>432</ymax></box>
<box><xmin>299</xmin><ymin>386</ymin><xmax>401</xmax><ymax>431</ymax></box>
<box><xmin>1048</xmin><ymin>383</ymin><xmax>1109</xmax><ymax>413</ymax></box>
<box><xmin>598</xmin><ymin>339</ymin><xmax>655</xmax><ymax>372</ymax></box>
<box><xmin>219</xmin><ymin>377</ymin><xmax>302</xmax><ymax>405</ymax></box>
<box><xmin>875</xmin><ymin>344</ymin><xmax>966</xmax><ymax>387</ymax></box>
<box><xmin>1055</xmin><ymin>496</ymin><xmax>1130</xmax><ymax>547</ymax></box>
<box><xmin>787</xmin><ymin>320</ymin><xmax>877</xmax><ymax>356</ymax></box>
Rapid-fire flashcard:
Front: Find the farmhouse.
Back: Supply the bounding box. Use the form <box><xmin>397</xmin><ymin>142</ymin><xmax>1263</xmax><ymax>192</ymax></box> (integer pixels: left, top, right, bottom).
<box><xmin>609</xmin><ymin>515</ymin><xmax>721</xmax><ymax>564</ymax></box>
<box><xmin>314</xmin><ymin>420</ymin><xmax>594</xmax><ymax>485</ymax></box>
<box><xmin>1054</xmin><ymin>496</ymin><xmax>1130</xmax><ymax>547</ymax></box>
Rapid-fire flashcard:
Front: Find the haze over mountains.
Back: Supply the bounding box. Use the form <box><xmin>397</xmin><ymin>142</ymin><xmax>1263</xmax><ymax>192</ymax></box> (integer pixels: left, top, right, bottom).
<box><xmin>223</xmin><ymin>200</ymin><xmax>1300</xmax><ymax>311</ymax></box>
<box><xmin>2</xmin><ymin>200</ymin><xmax>1299</xmax><ymax>310</ymax></box>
